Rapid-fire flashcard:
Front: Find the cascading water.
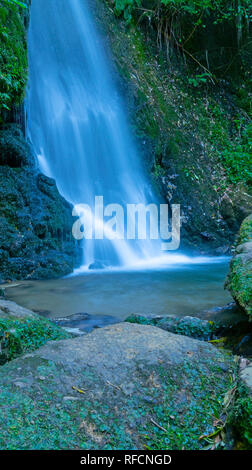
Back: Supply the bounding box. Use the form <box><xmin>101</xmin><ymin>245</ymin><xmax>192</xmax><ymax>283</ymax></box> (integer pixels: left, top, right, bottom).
<box><xmin>27</xmin><ymin>0</ymin><xmax>169</xmax><ymax>269</ymax></box>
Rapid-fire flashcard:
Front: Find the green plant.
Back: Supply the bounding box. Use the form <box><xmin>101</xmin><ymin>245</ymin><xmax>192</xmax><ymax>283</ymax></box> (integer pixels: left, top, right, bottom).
<box><xmin>113</xmin><ymin>1</ymin><xmax>251</xmax><ymax>31</ymax></box>
<box><xmin>153</xmin><ymin>162</ymin><xmax>166</xmax><ymax>178</ymax></box>
<box><xmin>182</xmin><ymin>167</ymin><xmax>200</xmax><ymax>181</ymax></box>
<box><xmin>114</xmin><ymin>0</ymin><xmax>141</xmax><ymax>22</ymax></box>
<box><xmin>0</xmin><ymin>0</ymin><xmax>28</xmax><ymax>116</ymax></box>
<box><xmin>228</xmin><ymin>383</ymin><xmax>252</xmax><ymax>448</ymax></box>
<box><xmin>222</xmin><ymin>121</ymin><xmax>252</xmax><ymax>184</ymax></box>
<box><xmin>188</xmin><ymin>73</ymin><xmax>212</xmax><ymax>87</ymax></box>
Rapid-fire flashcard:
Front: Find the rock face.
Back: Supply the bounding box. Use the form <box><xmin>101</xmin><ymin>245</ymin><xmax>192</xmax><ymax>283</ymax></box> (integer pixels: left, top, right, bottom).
<box><xmin>226</xmin><ymin>215</ymin><xmax>252</xmax><ymax>318</ymax></box>
<box><xmin>0</xmin><ymin>322</ymin><xmax>236</xmax><ymax>450</ymax></box>
<box><xmin>93</xmin><ymin>0</ymin><xmax>251</xmax><ymax>252</ymax></box>
<box><xmin>0</xmin><ymin>125</ymin><xmax>80</xmax><ymax>280</ymax></box>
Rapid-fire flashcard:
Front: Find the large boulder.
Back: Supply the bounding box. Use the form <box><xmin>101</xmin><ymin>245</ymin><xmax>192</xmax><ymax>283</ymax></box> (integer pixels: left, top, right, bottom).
<box><xmin>0</xmin><ymin>322</ymin><xmax>237</xmax><ymax>450</ymax></box>
<box><xmin>226</xmin><ymin>215</ymin><xmax>252</xmax><ymax>318</ymax></box>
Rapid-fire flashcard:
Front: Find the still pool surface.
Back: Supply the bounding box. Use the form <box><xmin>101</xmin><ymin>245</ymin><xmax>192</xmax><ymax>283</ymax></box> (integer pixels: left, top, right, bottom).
<box><xmin>6</xmin><ymin>259</ymin><xmax>232</xmax><ymax>321</ymax></box>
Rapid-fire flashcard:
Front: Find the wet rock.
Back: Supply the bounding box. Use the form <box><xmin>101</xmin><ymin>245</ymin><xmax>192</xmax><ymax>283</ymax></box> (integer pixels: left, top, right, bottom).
<box><xmin>0</xmin><ymin>125</ymin><xmax>81</xmax><ymax>280</ymax></box>
<box><xmin>53</xmin><ymin>312</ymin><xmax>119</xmax><ymax>335</ymax></box>
<box><xmin>235</xmin><ymin>334</ymin><xmax>252</xmax><ymax>357</ymax></box>
<box><xmin>88</xmin><ymin>261</ymin><xmax>106</xmax><ymax>270</ymax></box>
<box><xmin>214</xmin><ymin>245</ymin><xmax>230</xmax><ymax>255</ymax></box>
<box><xmin>201</xmin><ymin>302</ymin><xmax>247</xmax><ymax>326</ymax></box>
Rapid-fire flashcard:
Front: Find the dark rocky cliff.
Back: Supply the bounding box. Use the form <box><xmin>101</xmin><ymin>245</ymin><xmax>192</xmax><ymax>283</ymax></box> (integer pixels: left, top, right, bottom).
<box><xmin>0</xmin><ymin>124</ymin><xmax>80</xmax><ymax>280</ymax></box>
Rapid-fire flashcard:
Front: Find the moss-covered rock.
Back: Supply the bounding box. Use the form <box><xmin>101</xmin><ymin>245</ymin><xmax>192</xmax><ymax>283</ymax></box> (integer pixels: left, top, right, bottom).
<box><xmin>125</xmin><ymin>313</ymin><xmax>216</xmax><ymax>341</ymax></box>
<box><xmin>226</xmin><ymin>215</ymin><xmax>252</xmax><ymax>318</ymax></box>
<box><xmin>125</xmin><ymin>307</ymin><xmax>252</xmax><ymax>357</ymax></box>
<box><xmin>0</xmin><ymin>299</ymin><xmax>70</xmax><ymax>364</ymax></box>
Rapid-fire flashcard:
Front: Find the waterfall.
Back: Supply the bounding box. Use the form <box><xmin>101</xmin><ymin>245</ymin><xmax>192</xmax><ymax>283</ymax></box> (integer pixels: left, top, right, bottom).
<box><xmin>27</xmin><ymin>0</ymin><xmax>167</xmax><ymax>269</ymax></box>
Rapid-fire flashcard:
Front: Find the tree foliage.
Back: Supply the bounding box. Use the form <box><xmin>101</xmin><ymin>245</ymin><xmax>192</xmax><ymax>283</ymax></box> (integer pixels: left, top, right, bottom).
<box><xmin>0</xmin><ymin>0</ymin><xmax>28</xmax><ymax>116</ymax></box>
<box><xmin>114</xmin><ymin>0</ymin><xmax>251</xmax><ymax>25</ymax></box>
<box><xmin>3</xmin><ymin>0</ymin><xmax>27</xmax><ymax>8</ymax></box>
<box><xmin>112</xmin><ymin>0</ymin><xmax>252</xmax><ymax>79</ymax></box>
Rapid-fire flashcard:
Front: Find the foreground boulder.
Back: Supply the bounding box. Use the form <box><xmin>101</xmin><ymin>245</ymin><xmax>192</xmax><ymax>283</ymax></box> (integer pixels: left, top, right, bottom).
<box><xmin>226</xmin><ymin>215</ymin><xmax>252</xmax><ymax>318</ymax></box>
<box><xmin>0</xmin><ymin>322</ymin><xmax>237</xmax><ymax>450</ymax></box>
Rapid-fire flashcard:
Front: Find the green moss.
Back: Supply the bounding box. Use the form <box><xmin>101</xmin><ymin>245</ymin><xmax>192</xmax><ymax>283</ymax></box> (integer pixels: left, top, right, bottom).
<box><xmin>176</xmin><ymin>319</ymin><xmax>214</xmax><ymax>339</ymax></box>
<box><xmin>0</xmin><ymin>316</ymin><xmax>70</xmax><ymax>364</ymax></box>
<box><xmin>227</xmin><ymin>257</ymin><xmax>252</xmax><ymax>317</ymax></box>
<box><xmin>226</xmin><ymin>215</ymin><xmax>252</xmax><ymax>318</ymax></box>
<box><xmin>236</xmin><ymin>214</ymin><xmax>252</xmax><ymax>247</ymax></box>
<box><xmin>220</xmin><ymin>119</ymin><xmax>252</xmax><ymax>185</ymax></box>
<box><xmin>125</xmin><ymin>314</ymin><xmax>151</xmax><ymax>325</ymax></box>
<box><xmin>0</xmin><ymin>0</ymin><xmax>28</xmax><ymax>117</ymax></box>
